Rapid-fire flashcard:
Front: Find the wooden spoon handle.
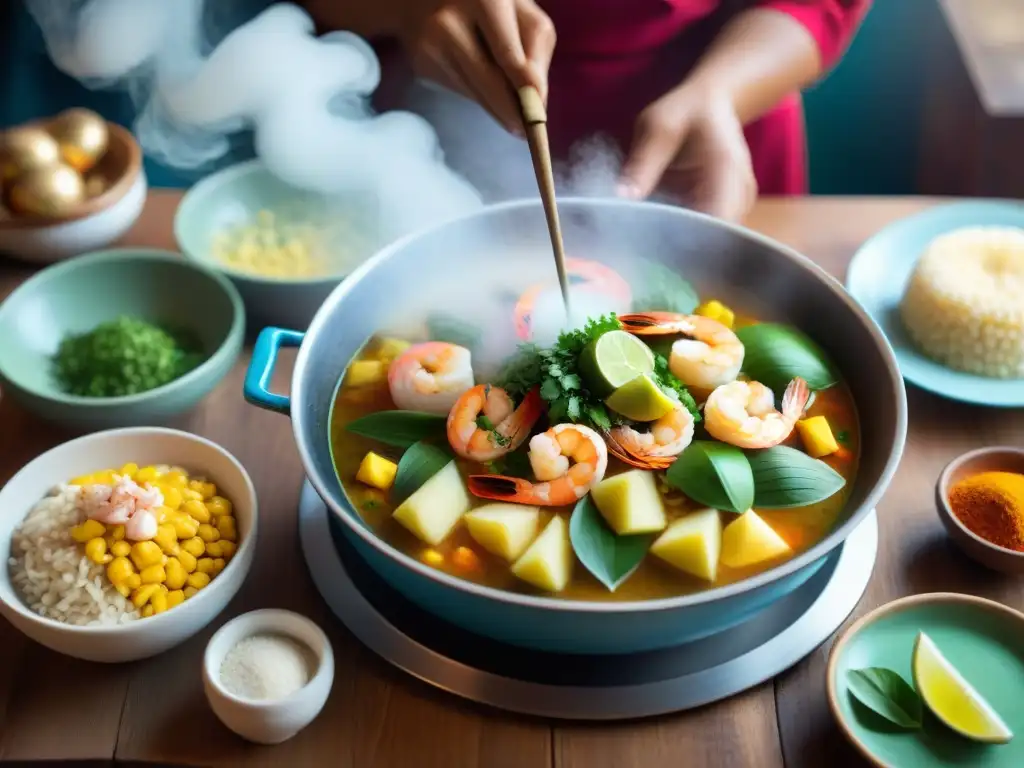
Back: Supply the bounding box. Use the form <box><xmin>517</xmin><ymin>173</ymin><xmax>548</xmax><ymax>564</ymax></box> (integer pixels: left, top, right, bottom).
<box><xmin>517</xmin><ymin>86</ymin><xmax>571</xmax><ymax>315</ymax></box>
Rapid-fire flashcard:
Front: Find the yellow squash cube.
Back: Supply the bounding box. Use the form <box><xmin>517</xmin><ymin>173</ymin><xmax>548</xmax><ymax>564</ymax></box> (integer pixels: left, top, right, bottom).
<box><xmin>650</xmin><ymin>507</ymin><xmax>722</xmax><ymax>582</ymax></box>
<box><xmin>345</xmin><ymin>360</ymin><xmax>387</xmax><ymax>388</ymax></box>
<box><xmin>590</xmin><ymin>470</ymin><xmax>667</xmax><ymax>535</ymax></box>
<box><xmin>720</xmin><ymin>510</ymin><xmax>791</xmax><ymax>569</ymax></box>
<box><xmin>695</xmin><ymin>299</ymin><xmax>735</xmax><ymax>329</ymax></box>
<box><xmin>796</xmin><ymin>416</ymin><xmax>839</xmax><ymax>458</ymax></box>
<box><xmin>511</xmin><ymin>515</ymin><xmax>572</xmax><ymax>593</ymax></box>
<box><xmin>392</xmin><ymin>461</ymin><xmax>471</xmax><ymax>545</ymax></box>
<box><xmin>376</xmin><ymin>338</ymin><xmax>411</xmax><ymax>361</ymax></box>
<box><xmin>464</xmin><ymin>504</ymin><xmax>540</xmax><ymax>562</ymax></box>
<box><xmin>356</xmin><ymin>452</ymin><xmax>399</xmax><ymax>491</ymax></box>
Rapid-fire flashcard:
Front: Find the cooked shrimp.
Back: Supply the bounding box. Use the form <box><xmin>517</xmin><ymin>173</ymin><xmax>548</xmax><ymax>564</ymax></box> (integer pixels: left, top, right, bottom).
<box><xmin>704</xmin><ymin>377</ymin><xmax>810</xmax><ymax>449</ymax></box>
<box><xmin>388</xmin><ymin>342</ymin><xmax>475</xmax><ymax>415</ymax></box>
<box><xmin>447</xmin><ymin>385</ymin><xmax>543</xmax><ymax>462</ymax></box>
<box><xmin>618</xmin><ymin>312</ymin><xmax>744</xmax><ymax>389</ymax></box>
<box><xmin>605</xmin><ymin>403</ymin><xmax>695</xmax><ymax>470</ymax></box>
<box><xmin>468</xmin><ymin>423</ymin><xmax>609</xmax><ymax>506</ymax></box>
<box><xmin>81</xmin><ymin>476</ymin><xmax>163</xmax><ymax>540</ymax></box>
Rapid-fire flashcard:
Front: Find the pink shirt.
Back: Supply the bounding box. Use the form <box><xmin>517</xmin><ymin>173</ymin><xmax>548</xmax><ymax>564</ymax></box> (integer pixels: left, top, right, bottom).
<box><xmin>541</xmin><ymin>0</ymin><xmax>871</xmax><ymax>194</ymax></box>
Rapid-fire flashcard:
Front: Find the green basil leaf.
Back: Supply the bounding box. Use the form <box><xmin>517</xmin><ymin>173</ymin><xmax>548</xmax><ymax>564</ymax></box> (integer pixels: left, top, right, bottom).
<box><xmin>426</xmin><ymin>312</ymin><xmax>482</xmax><ymax>350</ymax></box>
<box><xmin>665</xmin><ymin>440</ymin><xmax>754</xmax><ymax>513</ymax></box>
<box><xmin>345</xmin><ymin>411</ymin><xmax>448</xmax><ymax>448</ymax></box>
<box><xmin>846</xmin><ymin>668</ymin><xmax>923</xmax><ymax>729</ymax></box>
<box><xmin>569</xmin><ymin>496</ymin><xmax>653</xmax><ymax>591</ymax></box>
<box><xmin>747</xmin><ymin>445</ymin><xmax>846</xmax><ymax>508</ymax></box>
<box><xmin>630</xmin><ymin>260</ymin><xmax>699</xmax><ymax>315</ymax></box>
<box><xmin>736</xmin><ymin>323</ymin><xmax>837</xmax><ymax>395</ymax></box>
<box><xmin>392</xmin><ymin>441</ymin><xmax>453</xmax><ymax>504</ymax></box>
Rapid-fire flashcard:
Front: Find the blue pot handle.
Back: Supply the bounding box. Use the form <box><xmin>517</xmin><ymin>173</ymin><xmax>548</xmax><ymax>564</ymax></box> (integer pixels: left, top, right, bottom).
<box><xmin>244</xmin><ymin>327</ymin><xmax>304</xmax><ymax>415</ymax></box>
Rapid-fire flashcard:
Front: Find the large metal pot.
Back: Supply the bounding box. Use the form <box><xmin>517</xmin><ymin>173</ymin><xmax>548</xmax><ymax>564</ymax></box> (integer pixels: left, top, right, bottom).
<box><xmin>244</xmin><ymin>199</ymin><xmax>907</xmax><ymax>655</ymax></box>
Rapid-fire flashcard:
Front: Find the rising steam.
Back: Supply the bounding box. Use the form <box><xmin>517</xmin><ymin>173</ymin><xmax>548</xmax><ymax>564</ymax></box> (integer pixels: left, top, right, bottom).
<box><xmin>24</xmin><ymin>0</ymin><xmax>485</xmax><ymax>241</ymax></box>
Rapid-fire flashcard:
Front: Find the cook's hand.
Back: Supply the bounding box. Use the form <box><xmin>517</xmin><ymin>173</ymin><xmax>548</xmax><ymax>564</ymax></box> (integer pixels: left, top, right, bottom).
<box><xmin>398</xmin><ymin>0</ymin><xmax>556</xmax><ymax>134</ymax></box>
<box><xmin>618</xmin><ymin>88</ymin><xmax>757</xmax><ymax>223</ymax></box>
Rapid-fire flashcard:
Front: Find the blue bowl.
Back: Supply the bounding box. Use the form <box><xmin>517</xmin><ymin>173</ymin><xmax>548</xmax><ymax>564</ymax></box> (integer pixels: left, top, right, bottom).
<box><xmin>243</xmin><ymin>199</ymin><xmax>907</xmax><ymax>655</ymax></box>
<box><xmin>175</xmin><ymin>160</ymin><xmax>378</xmax><ymax>332</ymax></box>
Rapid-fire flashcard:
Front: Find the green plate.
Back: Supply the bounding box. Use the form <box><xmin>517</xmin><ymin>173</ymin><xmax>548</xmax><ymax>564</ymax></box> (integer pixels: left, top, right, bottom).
<box><xmin>845</xmin><ymin>200</ymin><xmax>1024</xmax><ymax>407</ymax></box>
<box><xmin>828</xmin><ymin>593</ymin><xmax>1024</xmax><ymax>767</ymax></box>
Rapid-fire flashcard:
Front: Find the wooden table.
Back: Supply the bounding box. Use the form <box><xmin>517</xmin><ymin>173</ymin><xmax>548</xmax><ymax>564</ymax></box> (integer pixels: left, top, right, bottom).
<box><xmin>2</xmin><ymin>193</ymin><xmax>1023</xmax><ymax>767</ymax></box>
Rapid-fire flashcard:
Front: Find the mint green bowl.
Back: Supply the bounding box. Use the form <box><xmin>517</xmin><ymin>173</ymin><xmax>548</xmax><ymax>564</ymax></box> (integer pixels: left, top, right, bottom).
<box><xmin>828</xmin><ymin>593</ymin><xmax>1024</xmax><ymax>767</ymax></box>
<box><xmin>0</xmin><ymin>248</ymin><xmax>244</xmax><ymax>432</ymax></box>
<box><xmin>175</xmin><ymin>160</ymin><xmax>376</xmax><ymax>331</ymax></box>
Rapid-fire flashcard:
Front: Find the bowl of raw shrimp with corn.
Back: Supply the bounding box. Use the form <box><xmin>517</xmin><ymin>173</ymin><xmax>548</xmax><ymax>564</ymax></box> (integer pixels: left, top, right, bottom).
<box><xmin>175</xmin><ymin>160</ymin><xmax>379</xmax><ymax>331</ymax></box>
<box><xmin>0</xmin><ymin>427</ymin><xmax>257</xmax><ymax>663</ymax></box>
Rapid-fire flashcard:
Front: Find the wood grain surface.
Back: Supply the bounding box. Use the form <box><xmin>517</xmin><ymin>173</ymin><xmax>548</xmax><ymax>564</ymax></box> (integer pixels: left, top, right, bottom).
<box><xmin>2</xmin><ymin>193</ymin><xmax>1021</xmax><ymax>768</ymax></box>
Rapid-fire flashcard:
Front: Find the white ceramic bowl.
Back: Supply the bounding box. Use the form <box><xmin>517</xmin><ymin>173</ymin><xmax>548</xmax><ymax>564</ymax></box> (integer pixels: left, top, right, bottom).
<box><xmin>0</xmin><ymin>427</ymin><xmax>258</xmax><ymax>662</ymax></box>
<box><xmin>0</xmin><ymin>122</ymin><xmax>147</xmax><ymax>265</ymax></box>
<box><xmin>203</xmin><ymin>609</ymin><xmax>334</xmax><ymax>745</ymax></box>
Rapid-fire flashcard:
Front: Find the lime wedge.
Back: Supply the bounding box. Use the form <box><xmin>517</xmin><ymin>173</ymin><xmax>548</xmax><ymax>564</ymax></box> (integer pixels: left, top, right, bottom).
<box><xmin>579</xmin><ymin>330</ymin><xmax>656</xmax><ymax>399</ymax></box>
<box><xmin>605</xmin><ymin>374</ymin><xmax>676</xmax><ymax>422</ymax></box>
<box><xmin>912</xmin><ymin>631</ymin><xmax>1013</xmax><ymax>744</ymax></box>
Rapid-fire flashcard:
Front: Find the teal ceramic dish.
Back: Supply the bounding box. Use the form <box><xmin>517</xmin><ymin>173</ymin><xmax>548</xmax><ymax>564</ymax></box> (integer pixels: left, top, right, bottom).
<box><xmin>846</xmin><ymin>200</ymin><xmax>1024</xmax><ymax>407</ymax></box>
<box><xmin>0</xmin><ymin>248</ymin><xmax>244</xmax><ymax>432</ymax></box>
<box><xmin>828</xmin><ymin>593</ymin><xmax>1024</xmax><ymax>767</ymax></box>
<box><xmin>242</xmin><ymin>198</ymin><xmax>906</xmax><ymax>655</ymax></box>
<box><xmin>175</xmin><ymin>160</ymin><xmax>377</xmax><ymax>332</ymax></box>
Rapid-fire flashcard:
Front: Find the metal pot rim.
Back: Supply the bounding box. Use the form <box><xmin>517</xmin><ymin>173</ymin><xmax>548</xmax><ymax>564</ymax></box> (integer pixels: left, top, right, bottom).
<box><xmin>293</xmin><ymin>197</ymin><xmax>907</xmax><ymax>614</ymax></box>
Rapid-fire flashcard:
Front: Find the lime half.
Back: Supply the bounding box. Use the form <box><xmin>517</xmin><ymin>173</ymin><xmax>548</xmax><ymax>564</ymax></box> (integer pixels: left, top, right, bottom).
<box><xmin>912</xmin><ymin>631</ymin><xmax>1013</xmax><ymax>744</ymax></box>
<box><xmin>605</xmin><ymin>374</ymin><xmax>676</xmax><ymax>422</ymax></box>
<box><xmin>579</xmin><ymin>330</ymin><xmax>656</xmax><ymax>399</ymax></box>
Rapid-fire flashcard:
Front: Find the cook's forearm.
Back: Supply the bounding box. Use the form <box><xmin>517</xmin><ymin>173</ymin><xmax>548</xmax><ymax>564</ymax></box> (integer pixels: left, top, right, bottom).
<box><xmin>681</xmin><ymin>8</ymin><xmax>822</xmax><ymax>125</ymax></box>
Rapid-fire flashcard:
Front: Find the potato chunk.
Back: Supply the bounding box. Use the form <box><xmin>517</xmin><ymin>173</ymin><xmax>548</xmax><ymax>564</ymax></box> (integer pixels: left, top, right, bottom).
<box><xmin>650</xmin><ymin>507</ymin><xmax>722</xmax><ymax>582</ymax></box>
<box><xmin>720</xmin><ymin>510</ymin><xmax>791</xmax><ymax>569</ymax></box>
<box><xmin>512</xmin><ymin>515</ymin><xmax>572</xmax><ymax>592</ymax></box>
<box><xmin>392</xmin><ymin>461</ymin><xmax>471</xmax><ymax>545</ymax></box>
<box><xmin>464</xmin><ymin>504</ymin><xmax>540</xmax><ymax>562</ymax></box>
<box><xmin>355</xmin><ymin>451</ymin><xmax>398</xmax><ymax>490</ymax></box>
<box><xmin>345</xmin><ymin>360</ymin><xmax>387</xmax><ymax>388</ymax></box>
<box><xmin>590</xmin><ymin>470</ymin><xmax>667</xmax><ymax>535</ymax></box>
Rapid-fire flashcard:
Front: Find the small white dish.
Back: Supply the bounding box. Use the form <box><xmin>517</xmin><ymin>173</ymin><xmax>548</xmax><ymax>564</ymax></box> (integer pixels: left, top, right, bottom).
<box><xmin>203</xmin><ymin>608</ymin><xmax>334</xmax><ymax>745</ymax></box>
<box><xmin>0</xmin><ymin>427</ymin><xmax>258</xmax><ymax>662</ymax></box>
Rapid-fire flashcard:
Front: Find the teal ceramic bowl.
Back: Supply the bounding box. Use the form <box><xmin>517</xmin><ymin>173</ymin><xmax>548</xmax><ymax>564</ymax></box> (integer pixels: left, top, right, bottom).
<box><xmin>0</xmin><ymin>248</ymin><xmax>244</xmax><ymax>432</ymax></box>
<box><xmin>828</xmin><ymin>593</ymin><xmax>1024</xmax><ymax>767</ymax></box>
<box><xmin>175</xmin><ymin>160</ymin><xmax>378</xmax><ymax>332</ymax></box>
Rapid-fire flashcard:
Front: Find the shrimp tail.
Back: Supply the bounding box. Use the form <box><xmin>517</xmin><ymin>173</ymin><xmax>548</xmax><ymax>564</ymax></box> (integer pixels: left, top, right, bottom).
<box><xmin>467</xmin><ymin>475</ymin><xmax>538</xmax><ymax>504</ymax></box>
<box><xmin>617</xmin><ymin>312</ymin><xmax>686</xmax><ymax>335</ymax></box>
<box><xmin>781</xmin><ymin>377</ymin><xmax>811</xmax><ymax>421</ymax></box>
<box><xmin>603</xmin><ymin>431</ymin><xmax>675</xmax><ymax>470</ymax></box>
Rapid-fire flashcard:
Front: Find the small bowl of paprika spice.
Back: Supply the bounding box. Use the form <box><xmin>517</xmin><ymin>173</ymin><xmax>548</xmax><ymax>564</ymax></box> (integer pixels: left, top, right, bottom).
<box><xmin>937</xmin><ymin>447</ymin><xmax>1024</xmax><ymax>575</ymax></box>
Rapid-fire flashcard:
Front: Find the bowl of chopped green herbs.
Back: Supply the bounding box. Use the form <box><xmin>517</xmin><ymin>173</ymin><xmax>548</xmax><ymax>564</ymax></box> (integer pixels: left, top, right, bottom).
<box><xmin>0</xmin><ymin>248</ymin><xmax>244</xmax><ymax>431</ymax></box>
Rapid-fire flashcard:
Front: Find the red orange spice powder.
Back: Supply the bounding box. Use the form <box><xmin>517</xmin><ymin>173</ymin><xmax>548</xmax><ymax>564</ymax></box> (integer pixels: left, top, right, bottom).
<box><xmin>948</xmin><ymin>471</ymin><xmax>1024</xmax><ymax>552</ymax></box>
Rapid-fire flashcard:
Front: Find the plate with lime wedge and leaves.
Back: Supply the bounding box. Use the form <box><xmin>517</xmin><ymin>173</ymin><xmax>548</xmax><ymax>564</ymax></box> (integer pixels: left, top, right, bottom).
<box><xmin>828</xmin><ymin>593</ymin><xmax>1024</xmax><ymax>767</ymax></box>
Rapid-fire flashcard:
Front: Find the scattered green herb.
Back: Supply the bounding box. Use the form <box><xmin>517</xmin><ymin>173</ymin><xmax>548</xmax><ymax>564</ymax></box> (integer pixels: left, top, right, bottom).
<box><xmin>495</xmin><ymin>313</ymin><xmax>700</xmax><ymax>431</ymax></box>
<box><xmin>846</xmin><ymin>668</ymin><xmax>923</xmax><ymax>729</ymax></box>
<box><xmin>486</xmin><ymin>448</ymin><xmax>533</xmax><ymax>478</ymax></box>
<box><xmin>569</xmin><ymin>496</ymin><xmax>654</xmax><ymax>591</ymax></box>
<box><xmin>53</xmin><ymin>315</ymin><xmax>204</xmax><ymax>398</ymax></box>
<box><xmin>665</xmin><ymin>441</ymin><xmax>754</xmax><ymax>513</ymax></box>
<box><xmin>391</xmin><ymin>441</ymin><xmax>452</xmax><ymax>504</ymax></box>
<box><xmin>746</xmin><ymin>445</ymin><xmax>846</xmax><ymax>508</ymax></box>
<box><xmin>630</xmin><ymin>260</ymin><xmax>700</xmax><ymax>315</ymax></box>
<box><xmin>362</xmin><ymin>499</ymin><xmax>379</xmax><ymax>511</ymax></box>
<box><xmin>653</xmin><ymin>354</ymin><xmax>700</xmax><ymax>422</ymax></box>
<box><xmin>476</xmin><ymin>414</ymin><xmax>512</xmax><ymax>448</ymax></box>
<box><xmin>425</xmin><ymin>312</ymin><xmax>482</xmax><ymax>350</ymax></box>
<box><xmin>836</xmin><ymin>430</ymin><xmax>850</xmax><ymax>445</ymax></box>
<box><xmin>736</xmin><ymin>323</ymin><xmax>837</xmax><ymax>396</ymax></box>
<box><xmin>345</xmin><ymin>410</ymin><xmax>448</xmax><ymax>448</ymax></box>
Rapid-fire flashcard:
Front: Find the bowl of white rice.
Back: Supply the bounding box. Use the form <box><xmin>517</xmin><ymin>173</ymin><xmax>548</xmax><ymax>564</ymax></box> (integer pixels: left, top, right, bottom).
<box><xmin>0</xmin><ymin>427</ymin><xmax>258</xmax><ymax>663</ymax></box>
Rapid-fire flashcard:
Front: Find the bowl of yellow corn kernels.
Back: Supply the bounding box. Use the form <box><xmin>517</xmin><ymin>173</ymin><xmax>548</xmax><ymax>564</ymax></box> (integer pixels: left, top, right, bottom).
<box><xmin>0</xmin><ymin>426</ymin><xmax>257</xmax><ymax>663</ymax></box>
<box><xmin>175</xmin><ymin>160</ymin><xmax>379</xmax><ymax>332</ymax></box>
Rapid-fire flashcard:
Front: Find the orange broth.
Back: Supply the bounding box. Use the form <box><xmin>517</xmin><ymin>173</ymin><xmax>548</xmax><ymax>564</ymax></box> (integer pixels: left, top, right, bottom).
<box><xmin>329</xmin><ymin>334</ymin><xmax>860</xmax><ymax>602</ymax></box>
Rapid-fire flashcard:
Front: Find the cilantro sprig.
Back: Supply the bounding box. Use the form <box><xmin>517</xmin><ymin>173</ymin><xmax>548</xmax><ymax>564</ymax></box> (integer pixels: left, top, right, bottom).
<box><xmin>496</xmin><ymin>313</ymin><xmax>699</xmax><ymax>432</ymax></box>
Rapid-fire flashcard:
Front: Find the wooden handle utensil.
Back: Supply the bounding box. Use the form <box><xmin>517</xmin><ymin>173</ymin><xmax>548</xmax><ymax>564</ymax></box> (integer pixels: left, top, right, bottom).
<box><xmin>518</xmin><ymin>85</ymin><xmax>572</xmax><ymax>318</ymax></box>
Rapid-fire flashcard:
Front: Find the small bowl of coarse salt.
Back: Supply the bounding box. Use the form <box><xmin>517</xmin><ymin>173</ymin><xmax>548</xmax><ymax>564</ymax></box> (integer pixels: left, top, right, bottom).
<box><xmin>203</xmin><ymin>608</ymin><xmax>334</xmax><ymax>745</ymax></box>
